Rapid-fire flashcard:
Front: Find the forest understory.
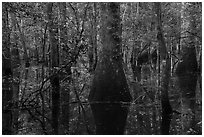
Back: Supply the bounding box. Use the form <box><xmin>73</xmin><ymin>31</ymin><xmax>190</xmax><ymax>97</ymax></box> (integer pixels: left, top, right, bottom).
<box><xmin>2</xmin><ymin>2</ymin><xmax>202</xmax><ymax>135</ymax></box>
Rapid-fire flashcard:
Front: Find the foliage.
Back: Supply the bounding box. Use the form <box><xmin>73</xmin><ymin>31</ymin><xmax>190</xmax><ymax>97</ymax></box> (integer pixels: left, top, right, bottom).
<box><xmin>2</xmin><ymin>2</ymin><xmax>202</xmax><ymax>135</ymax></box>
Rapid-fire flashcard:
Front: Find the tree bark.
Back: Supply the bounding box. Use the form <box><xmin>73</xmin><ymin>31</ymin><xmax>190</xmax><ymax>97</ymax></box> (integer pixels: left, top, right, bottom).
<box><xmin>89</xmin><ymin>3</ymin><xmax>132</xmax><ymax>135</ymax></box>
<box><xmin>2</xmin><ymin>3</ymin><xmax>13</xmax><ymax>135</ymax></box>
<box><xmin>47</xmin><ymin>3</ymin><xmax>60</xmax><ymax>134</ymax></box>
<box><xmin>10</xmin><ymin>12</ymin><xmax>29</xmax><ymax>67</ymax></box>
<box><xmin>88</xmin><ymin>3</ymin><xmax>98</xmax><ymax>73</ymax></box>
<box><xmin>10</xmin><ymin>14</ymin><xmax>21</xmax><ymax>134</ymax></box>
<box><xmin>175</xmin><ymin>2</ymin><xmax>198</xmax><ymax>133</ymax></box>
<box><xmin>154</xmin><ymin>2</ymin><xmax>172</xmax><ymax>135</ymax></box>
<box><xmin>93</xmin><ymin>3</ymin><xmax>98</xmax><ymax>71</ymax></box>
<box><xmin>88</xmin><ymin>9</ymin><xmax>94</xmax><ymax>72</ymax></box>
<box><xmin>58</xmin><ymin>2</ymin><xmax>70</xmax><ymax>134</ymax></box>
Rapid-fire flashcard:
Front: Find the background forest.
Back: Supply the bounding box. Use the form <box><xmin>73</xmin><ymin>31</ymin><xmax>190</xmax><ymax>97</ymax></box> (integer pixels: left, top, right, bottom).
<box><xmin>2</xmin><ymin>2</ymin><xmax>202</xmax><ymax>135</ymax></box>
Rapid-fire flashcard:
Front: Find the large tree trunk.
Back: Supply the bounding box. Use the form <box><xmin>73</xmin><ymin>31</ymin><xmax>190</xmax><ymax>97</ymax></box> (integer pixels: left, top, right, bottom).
<box><xmin>2</xmin><ymin>3</ymin><xmax>13</xmax><ymax>135</ymax></box>
<box><xmin>175</xmin><ymin>2</ymin><xmax>198</xmax><ymax>133</ymax></box>
<box><xmin>47</xmin><ymin>3</ymin><xmax>60</xmax><ymax>134</ymax></box>
<box><xmin>154</xmin><ymin>2</ymin><xmax>172</xmax><ymax>135</ymax></box>
<box><xmin>89</xmin><ymin>3</ymin><xmax>132</xmax><ymax>135</ymax></box>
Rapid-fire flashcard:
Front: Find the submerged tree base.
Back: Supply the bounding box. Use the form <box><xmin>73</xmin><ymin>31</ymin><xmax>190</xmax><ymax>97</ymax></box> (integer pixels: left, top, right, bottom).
<box><xmin>90</xmin><ymin>103</ymin><xmax>129</xmax><ymax>134</ymax></box>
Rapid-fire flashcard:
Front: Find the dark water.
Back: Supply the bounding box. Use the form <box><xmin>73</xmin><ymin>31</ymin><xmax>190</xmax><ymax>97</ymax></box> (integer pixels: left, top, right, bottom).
<box><xmin>125</xmin><ymin>76</ymin><xmax>202</xmax><ymax>135</ymax></box>
<box><xmin>17</xmin><ymin>64</ymin><xmax>202</xmax><ymax>135</ymax></box>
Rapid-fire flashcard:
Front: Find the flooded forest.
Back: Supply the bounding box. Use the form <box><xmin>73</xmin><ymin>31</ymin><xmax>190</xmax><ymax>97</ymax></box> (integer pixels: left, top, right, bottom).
<box><xmin>2</xmin><ymin>2</ymin><xmax>202</xmax><ymax>135</ymax></box>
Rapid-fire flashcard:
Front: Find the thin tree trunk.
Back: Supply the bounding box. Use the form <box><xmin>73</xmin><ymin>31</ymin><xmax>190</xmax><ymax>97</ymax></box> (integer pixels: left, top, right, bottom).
<box><xmin>154</xmin><ymin>2</ymin><xmax>172</xmax><ymax>135</ymax></box>
<box><xmin>47</xmin><ymin>3</ymin><xmax>60</xmax><ymax>134</ymax></box>
<box><xmin>10</xmin><ymin>9</ymin><xmax>21</xmax><ymax>134</ymax></box>
<box><xmin>93</xmin><ymin>3</ymin><xmax>98</xmax><ymax>71</ymax></box>
<box><xmin>58</xmin><ymin>2</ymin><xmax>70</xmax><ymax>134</ymax></box>
<box><xmin>39</xmin><ymin>19</ymin><xmax>48</xmax><ymax>134</ymax></box>
<box><xmin>130</xmin><ymin>44</ymin><xmax>137</xmax><ymax>81</ymax></box>
<box><xmin>11</xmin><ymin>43</ymin><xmax>20</xmax><ymax>134</ymax></box>
<box><xmin>130</xmin><ymin>3</ymin><xmax>141</xmax><ymax>82</ymax></box>
<box><xmin>2</xmin><ymin>3</ymin><xmax>13</xmax><ymax>134</ymax></box>
<box><xmin>88</xmin><ymin>3</ymin><xmax>98</xmax><ymax>73</ymax></box>
<box><xmin>88</xmin><ymin>11</ymin><xmax>94</xmax><ymax>72</ymax></box>
<box><xmin>11</xmin><ymin>12</ymin><xmax>30</xmax><ymax>67</ymax></box>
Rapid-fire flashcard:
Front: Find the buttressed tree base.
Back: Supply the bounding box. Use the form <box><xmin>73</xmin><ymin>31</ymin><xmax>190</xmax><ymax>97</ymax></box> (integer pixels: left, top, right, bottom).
<box><xmin>88</xmin><ymin>3</ymin><xmax>132</xmax><ymax>135</ymax></box>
